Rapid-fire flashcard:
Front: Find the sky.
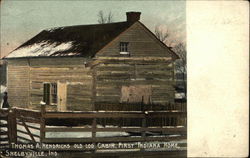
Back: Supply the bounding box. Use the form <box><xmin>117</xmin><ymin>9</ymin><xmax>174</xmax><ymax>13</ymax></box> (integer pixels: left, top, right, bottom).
<box><xmin>0</xmin><ymin>0</ymin><xmax>186</xmax><ymax>58</ymax></box>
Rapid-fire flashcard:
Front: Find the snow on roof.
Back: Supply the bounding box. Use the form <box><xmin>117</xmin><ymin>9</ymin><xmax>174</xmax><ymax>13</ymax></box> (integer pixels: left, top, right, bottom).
<box><xmin>5</xmin><ymin>22</ymin><xmax>132</xmax><ymax>59</ymax></box>
<box><xmin>7</xmin><ymin>41</ymin><xmax>74</xmax><ymax>58</ymax></box>
<box><xmin>45</xmin><ymin>27</ymin><xmax>64</xmax><ymax>32</ymax></box>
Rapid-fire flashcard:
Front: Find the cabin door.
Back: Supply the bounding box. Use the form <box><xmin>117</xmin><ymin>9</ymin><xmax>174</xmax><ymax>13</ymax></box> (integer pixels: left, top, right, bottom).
<box><xmin>57</xmin><ymin>82</ymin><xmax>67</xmax><ymax>111</ymax></box>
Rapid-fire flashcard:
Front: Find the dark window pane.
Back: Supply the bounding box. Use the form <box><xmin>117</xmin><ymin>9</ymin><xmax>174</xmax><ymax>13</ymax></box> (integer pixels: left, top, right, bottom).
<box><xmin>120</xmin><ymin>42</ymin><xmax>129</xmax><ymax>52</ymax></box>
<box><xmin>51</xmin><ymin>83</ymin><xmax>57</xmax><ymax>104</ymax></box>
<box><xmin>43</xmin><ymin>83</ymin><xmax>50</xmax><ymax>105</ymax></box>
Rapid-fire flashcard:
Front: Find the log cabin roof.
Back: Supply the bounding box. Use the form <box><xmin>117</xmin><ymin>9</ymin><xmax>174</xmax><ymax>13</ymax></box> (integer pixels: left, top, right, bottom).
<box><xmin>5</xmin><ymin>22</ymin><xmax>133</xmax><ymax>58</ymax></box>
<box><xmin>5</xmin><ymin>21</ymin><xmax>178</xmax><ymax>59</ymax></box>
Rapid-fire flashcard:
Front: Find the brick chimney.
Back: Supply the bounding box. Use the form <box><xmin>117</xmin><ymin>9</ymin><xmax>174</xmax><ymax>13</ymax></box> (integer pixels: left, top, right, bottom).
<box><xmin>126</xmin><ymin>12</ymin><xmax>141</xmax><ymax>23</ymax></box>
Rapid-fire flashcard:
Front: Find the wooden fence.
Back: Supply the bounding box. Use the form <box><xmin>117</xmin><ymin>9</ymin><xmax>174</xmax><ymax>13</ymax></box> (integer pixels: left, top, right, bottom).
<box><xmin>0</xmin><ymin>108</ymin><xmax>10</xmax><ymax>148</ymax></box>
<box><xmin>0</xmin><ymin>108</ymin><xmax>41</xmax><ymax>146</ymax></box>
<box><xmin>0</xmin><ymin>103</ymin><xmax>187</xmax><ymax>155</ymax></box>
<box><xmin>15</xmin><ymin>108</ymin><xmax>41</xmax><ymax>144</ymax></box>
<box><xmin>95</xmin><ymin>102</ymin><xmax>186</xmax><ymax>112</ymax></box>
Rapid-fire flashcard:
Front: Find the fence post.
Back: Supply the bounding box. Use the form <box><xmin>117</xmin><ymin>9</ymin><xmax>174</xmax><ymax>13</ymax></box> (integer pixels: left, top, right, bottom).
<box><xmin>40</xmin><ymin>102</ymin><xmax>46</xmax><ymax>143</ymax></box>
<box><xmin>11</xmin><ymin>108</ymin><xmax>17</xmax><ymax>143</ymax></box>
<box><xmin>92</xmin><ymin>114</ymin><xmax>97</xmax><ymax>153</ymax></box>
<box><xmin>7</xmin><ymin>109</ymin><xmax>12</xmax><ymax>145</ymax></box>
<box><xmin>141</xmin><ymin>111</ymin><xmax>147</xmax><ymax>152</ymax></box>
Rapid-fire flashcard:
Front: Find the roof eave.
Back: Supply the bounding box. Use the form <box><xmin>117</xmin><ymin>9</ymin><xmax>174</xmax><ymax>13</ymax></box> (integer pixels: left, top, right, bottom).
<box><xmin>3</xmin><ymin>55</ymin><xmax>90</xmax><ymax>60</ymax></box>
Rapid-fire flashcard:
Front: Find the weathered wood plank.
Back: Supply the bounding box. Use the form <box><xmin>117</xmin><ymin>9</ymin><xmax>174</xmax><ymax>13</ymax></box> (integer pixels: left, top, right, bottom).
<box><xmin>96</xmin><ymin>80</ymin><xmax>173</xmax><ymax>86</ymax></box>
<box><xmin>16</xmin><ymin>117</ymin><xmax>40</xmax><ymax>124</ymax></box>
<box><xmin>15</xmin><ymin>108</ymin><xmax>41</xmax><ymax>117</ymax></box>
<box><xmin>0</xmin><ymin>137</ymin><xmax>9</xmax><ymax>141</ymax></box>
<box><xmin>29</xmin><ymin>57</ymin><xmax>87</xmax><ymax>67</ymax></box>
<box><xmin>0</xmin><ymin>131</ymin><xmax>8</xmax><ymax>135</ymax></box>
<box><xmin>44</xmin><ymin>111</ymin><xmax>186</xmax><ymax>119</ymax></box>
<box><xmin>16</xmin><ymin>122</ymin><xmax>40</xmax><ymax>130</ymax></box>
<box><xmin>0</xmin><ymin>124</ymin><xmax>8</xmax><ymax>128</ymax></box>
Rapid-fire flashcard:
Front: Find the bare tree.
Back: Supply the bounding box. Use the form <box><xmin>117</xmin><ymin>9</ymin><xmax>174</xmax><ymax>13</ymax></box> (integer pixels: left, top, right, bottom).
<box><xmin>97</xmin><ymin>10</ymin><xmax>113</xmax><ymax>24</ymax></box>
<box><xmin>154</xmin><ymin>26</ymin><xmax>170</xmax><ymax>45</ymax></box>
<box><xmin>173</xmin><ymin>43</ymin><xmax>186</xmax><ymax>73</ymax></box>
<box><xmin>155</xmin><ymin>25</ymin><xmax>187</xmax><ymax>98</ymax></box>
<box><xmin>173</xmin><ymin>43</ymin><xmax>187</xmax><ymax>97</ymax></box>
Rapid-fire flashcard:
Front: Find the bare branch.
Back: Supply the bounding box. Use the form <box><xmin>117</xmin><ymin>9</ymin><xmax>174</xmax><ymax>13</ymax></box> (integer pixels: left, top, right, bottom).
<box><xmin>173</xmin><ymin>42</ymin><xmax>186</xmax><ymax>73</ymax></box>
<box><xmin>97</xmin><ymin>10</ymin><xmax>106</xmax><ymax>24</ymax></box>
<box><xmin>154</xmin><ymin>25</ymin><xmax>186</xmax><ymax>96</ymax></box>
<box><xmin>107</xmin><ymin>11</ymin><xmax>113</xmax><ymax>23</ymax></box>
<box><xmin>97</xmin><ymin>10</ymin><xmax>113</xmax><ymax>24</ymax></box>
<box><xmin>154</xmin><ymin>26</ymin><xmax>170</xmax><ymax>44</ymax></box>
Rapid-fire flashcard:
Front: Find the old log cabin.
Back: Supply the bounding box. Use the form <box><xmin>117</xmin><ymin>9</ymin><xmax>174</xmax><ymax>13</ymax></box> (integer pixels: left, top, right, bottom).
<box><xmin>4</xmin><ymin>12</ymin><xmax>178</xmax><ymax>111</ymax></box>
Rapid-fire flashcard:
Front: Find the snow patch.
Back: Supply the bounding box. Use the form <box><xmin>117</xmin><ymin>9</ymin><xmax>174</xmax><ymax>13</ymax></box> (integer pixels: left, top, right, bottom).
<box><xmin>7</xmin><ymin>41</ymin><xmax>74</xmax><ymax>58</ymax></box>
<box><xmin>0</xmin><ymin>85</ymin><xmax>7</xmax><ymax>93</ymax></box>
<box><xmin>0</xmin><ymin>85</ymin><xmax>6</xmax><ymax>108</ymax></box>
<box><xmin>175</xmin><ymin>92</ymin><xmax>186</xmax><ymax>99</ymax></box>
<box><xmin>45</xmin><ymin>27</ymin><xmax>64</xmax><ymax>32</ymax></box>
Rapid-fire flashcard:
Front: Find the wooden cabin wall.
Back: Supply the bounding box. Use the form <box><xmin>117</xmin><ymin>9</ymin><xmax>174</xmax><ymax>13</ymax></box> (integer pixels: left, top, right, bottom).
<box><xmin>29</xmin><ymin>58</ymin><xmax>93</xmax><ymax>111</ymax></box>
<box><xmin>7</xmin><ymin>59</ymin><xmax>30</xmax><ymax>108</ymax></box>
<box><xmin>67</xmin><ymin>82</ymin><xmax>93</xmax><ymax>111</ymax></box>
<box><xmin>94</xmin><ymin>60</ymin><xmax>175</xmax><ymax>105</ymax></box>
<box><xmin>7</xmin><ymin>58</ymin><xmax>93</xmax><ymax>111</ymax></box>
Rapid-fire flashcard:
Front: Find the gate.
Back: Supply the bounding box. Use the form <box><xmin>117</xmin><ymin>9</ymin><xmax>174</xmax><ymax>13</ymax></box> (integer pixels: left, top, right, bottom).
<box><xmin>0</xmin><ymin>108</ymin><xmax>41</xmax><ymax>147</ymax></box>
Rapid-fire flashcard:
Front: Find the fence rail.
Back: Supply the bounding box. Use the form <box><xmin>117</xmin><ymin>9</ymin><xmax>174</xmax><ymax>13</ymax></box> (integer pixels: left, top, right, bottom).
<box><xmin>95</xmin><ymin>102</ymin><xmax>186</xmax><ymax>111</ymax></box>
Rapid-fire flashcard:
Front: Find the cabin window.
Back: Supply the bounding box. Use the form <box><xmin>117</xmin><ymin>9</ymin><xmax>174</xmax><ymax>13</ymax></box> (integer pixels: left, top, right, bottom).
<box><xmin>43</xmin><ymin>83</ymin><xmax>57</xmax><ymax>105</ymax></box>
<box><xmin>119</xmin><ymin>42</ymin><xmax>129</xmax><ymax>55</ymax></box>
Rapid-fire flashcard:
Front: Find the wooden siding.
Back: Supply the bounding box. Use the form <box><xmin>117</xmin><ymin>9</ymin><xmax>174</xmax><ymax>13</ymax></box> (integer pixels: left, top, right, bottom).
<box><xmin>7</xmin><ymin>60</ymin><xmax>30</xmax><ymax>108</ymax></box>
<box><xmin>94</xmin><ymin>60</ymin><xmax>175</xmax><ymax>104</ymax></box>
<box><xmin>7</xmin><ymin>58</ymin><xmax>175</xmax><ymax>110</ymax></box>
<box><xmin>67</xmin><ymin>82</ymin><xmax>93</xmax><ymax>111</ymax></box>
<box><xmin>96</xmin><ymin>22</ymin><xmax>173</xmax><ymax>58</ymax></box>
<box><xmin>29</xmin><ymin>61</ymin><xmax>93</xmax><ymax>110</ymax></box>
<box><xmin>93</xmin><ymin>22</ymin><xmax>175</xmax><ymax>105</ymax></box>
<box><xmin>7</xmin><ymin>58</ymin><xmax>94</xmax><ymax>111</ymax></box>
